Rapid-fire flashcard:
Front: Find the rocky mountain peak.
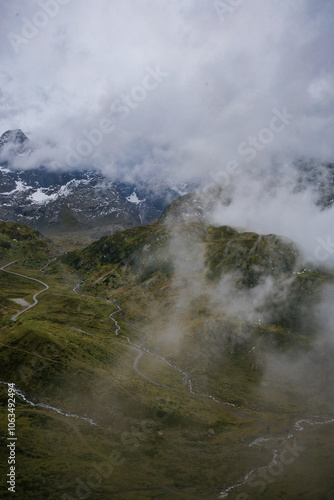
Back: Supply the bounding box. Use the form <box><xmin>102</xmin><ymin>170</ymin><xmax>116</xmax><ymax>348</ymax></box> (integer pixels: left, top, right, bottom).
<box><xmin>0</xmin><ymin>129</ymin><xmax>29</xmax><ymax>148</ymax></box>
<box><xmin>0</xmin><ymin>129</ymin><xmax>196</xmax><ymax>240</ymax></box>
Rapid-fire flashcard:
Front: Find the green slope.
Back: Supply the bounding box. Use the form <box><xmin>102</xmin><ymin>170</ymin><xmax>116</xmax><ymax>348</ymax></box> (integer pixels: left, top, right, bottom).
<box><xmin>0</xmin><ymin>221</ymin><xmax>55</xmax><ymax>266</ymax></box>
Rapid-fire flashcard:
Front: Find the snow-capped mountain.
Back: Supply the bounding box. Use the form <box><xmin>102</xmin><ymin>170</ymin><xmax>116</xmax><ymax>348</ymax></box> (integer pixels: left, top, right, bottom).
<box><xmin>0</xmin><ymin>130</ymin><xmax>195</xmax><ymax>236</ymax></box>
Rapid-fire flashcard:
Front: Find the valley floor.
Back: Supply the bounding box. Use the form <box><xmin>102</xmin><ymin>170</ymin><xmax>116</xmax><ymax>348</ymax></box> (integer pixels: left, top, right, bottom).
<box><xmin>0</xmin><ymin>261</ymin><xmax>333</xmax><ymax>499</ymax></box>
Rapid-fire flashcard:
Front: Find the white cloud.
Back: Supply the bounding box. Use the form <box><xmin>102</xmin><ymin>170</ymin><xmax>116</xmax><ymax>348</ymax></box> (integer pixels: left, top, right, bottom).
<box><xmin>211</xmin><ymin>159</ymin><xmax>334</xmax><ymax>267</ymax></box>
<box><xmin>0</xmin><ymin>0</ymin><xmax>333</xmax><ymax>181</ymax></box>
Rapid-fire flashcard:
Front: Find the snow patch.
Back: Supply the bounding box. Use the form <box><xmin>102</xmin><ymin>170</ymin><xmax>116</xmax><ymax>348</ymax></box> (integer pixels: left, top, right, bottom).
<box><xmin>0</xmin><ymin>165</ymin><xmax>11</xmax><ymax>174</ymax></box>
<box><xmin>126</xmin><ymin>191</ymin><xmax>145</xmax><ymax>204</ymax></box>
<box><xmin>29</xmin><ymin>179</ymin><xmax>90</xmax><ymax>204</ymax></box>
<box><xmin>16</xmin><ymin>181</ymin><xmax>29</xmax><ymax>192</ymax></box>
<box><xmin>2</xmin><ymin>180</ymin><xmax>30</xmax><ymax>195</ymax></box>
<box><xmin>29</xmin><ymin>188</ymin><xmax>57</xmax><ymax>204</ymax></box>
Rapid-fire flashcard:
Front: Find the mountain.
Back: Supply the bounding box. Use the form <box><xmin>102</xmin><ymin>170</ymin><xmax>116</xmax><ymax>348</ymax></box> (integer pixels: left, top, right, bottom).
<box><xmin>1</xmin><ymin>130</ymin><xmax>333</xmax><ymax>250</ymax></box>
<box><xmin>1</xmin><ymin>131</ymin><xmax>334</xmax><ymax>499</ymax></box>
<box><xmin>0</xmin><ymin>129</ymin><xmax>29</xmax><ymax>148</ymax></box>
<box><xmin>0</xmin><ymin>130</ymin><xmax>195</xmax><ymax>245</ymax></box>
<box><xmin>62</xmin><ymin>207</ymin><xmax>325</xmax><ymax>352</ymax></box>
<box><xmin>59</xmin><ymin>200</ymin><xmax>334</xmax><ymax>415</ymax></box>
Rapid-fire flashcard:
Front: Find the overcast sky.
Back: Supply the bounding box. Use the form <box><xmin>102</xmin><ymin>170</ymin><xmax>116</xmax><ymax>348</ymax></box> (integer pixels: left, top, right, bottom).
<box><xmin>1</xmin><ymin>0</ymin><xmax>334</xmax><ymax>181</ymax></box>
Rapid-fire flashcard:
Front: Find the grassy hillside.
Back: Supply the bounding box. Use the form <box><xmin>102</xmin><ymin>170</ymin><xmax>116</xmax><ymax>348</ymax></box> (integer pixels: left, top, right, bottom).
<box><xmin>62</xmin><ymin>221</ymin><xmax>299</xmax><ymax>283</ymax></box>
<box><xmin>0</xmin><ymin>204</ymin><xmax>333</xmax><ymax>499</ymax></box>
<box><xmin>59</xmin><ymin>216</ymin><xmax>334</xmax><ymax>414</ymax></box>
<box><xmin>61</xmin><ymin>219</ymin><xmax>325</xmax><ymax>346</ymax></box>
<box><xmin>0</xmin><ymin>221</ymin><xmax>55</xmax><ymax>266</ymax></box>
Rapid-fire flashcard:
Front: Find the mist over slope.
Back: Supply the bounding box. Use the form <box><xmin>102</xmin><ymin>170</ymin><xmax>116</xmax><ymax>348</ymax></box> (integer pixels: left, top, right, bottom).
<box><xmin>61</xmin><ymin>200</ymin><xmax>334</xmax><ymax>413</ymax></box>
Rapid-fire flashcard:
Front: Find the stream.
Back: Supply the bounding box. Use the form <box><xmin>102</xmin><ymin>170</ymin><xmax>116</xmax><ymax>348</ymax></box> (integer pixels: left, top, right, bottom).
<box><xmin>218</xmin><ymin>415</ymin><xmax>334</xmax><ymax>498</ymax></box>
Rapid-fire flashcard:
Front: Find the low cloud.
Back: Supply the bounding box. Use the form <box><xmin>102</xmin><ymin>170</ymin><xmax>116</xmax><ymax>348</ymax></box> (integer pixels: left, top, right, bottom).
<box><xmin>210</xmin><ymin>159</ymin><xmax>334</xmax><ymax>267</ymax></box>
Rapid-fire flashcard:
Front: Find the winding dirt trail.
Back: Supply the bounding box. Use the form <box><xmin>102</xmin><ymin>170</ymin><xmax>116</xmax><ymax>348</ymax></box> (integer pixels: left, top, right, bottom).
<box><xmin>0</xmin><ymin>261</ymin><xmax>49</xmax><ymax>321</ymax></box>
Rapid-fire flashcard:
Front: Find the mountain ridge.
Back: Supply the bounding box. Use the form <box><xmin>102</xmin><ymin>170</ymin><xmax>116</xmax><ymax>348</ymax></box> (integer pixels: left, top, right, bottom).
<box><xmin>0</xmin><ymin>129</ymin><xmax>196</xmax><ymax>244</ymax></box>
